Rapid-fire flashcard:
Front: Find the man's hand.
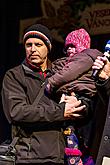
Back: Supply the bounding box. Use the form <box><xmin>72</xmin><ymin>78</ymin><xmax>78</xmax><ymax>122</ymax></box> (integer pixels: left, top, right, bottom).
<box><xmin>60</xmin><ymin>93</ymin><xmax>86</xmax><ymax>119</ymax></box>
<box><xmin>92</xmin><ymin>56</ymin><xmax>110</xmax><ymax>80</ymax></box>
<box><xmin>60</xmin><ymin>92</ymin><xmax>77</xmax><ymax>103</ymax></box>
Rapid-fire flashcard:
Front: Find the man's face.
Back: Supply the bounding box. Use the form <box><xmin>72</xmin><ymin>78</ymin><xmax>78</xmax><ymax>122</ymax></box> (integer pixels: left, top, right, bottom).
<box><xmin>25</xmin><ymin>38</ymin><xmax>48</xmax><ymax>67</ymax></box>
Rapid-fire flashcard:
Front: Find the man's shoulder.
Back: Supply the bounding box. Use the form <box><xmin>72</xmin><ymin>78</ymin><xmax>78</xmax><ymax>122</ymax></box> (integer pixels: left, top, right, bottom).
<box><xmin>5</xmin><ymin>64</ymin><xmax>23</xmax><ymax>76</ymax></box>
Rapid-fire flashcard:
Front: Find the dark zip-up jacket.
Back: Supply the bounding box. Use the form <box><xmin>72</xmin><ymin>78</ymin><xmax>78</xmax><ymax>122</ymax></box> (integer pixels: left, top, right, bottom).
<box><xmin>90</xmin><ymin>78</ymin><xmax>110</xmax><ymax>164</ymax></box>
<box><xmin>1</xmin><ymin>61</ymin><xmax>66</xmax><ymax>164</ymax></box>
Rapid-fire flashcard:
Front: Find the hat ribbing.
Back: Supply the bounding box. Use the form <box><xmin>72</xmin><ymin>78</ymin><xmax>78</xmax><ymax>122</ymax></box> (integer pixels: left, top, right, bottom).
<box><xmin>23</xmin><ymin>24</ymin><xmax>52</xmax><ymax>52</ymax></box>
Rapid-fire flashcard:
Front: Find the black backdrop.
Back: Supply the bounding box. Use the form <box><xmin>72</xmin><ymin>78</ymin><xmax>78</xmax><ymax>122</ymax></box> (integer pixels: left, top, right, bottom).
<box><xmin>1</xmin><ymin>0</ymin><xmax>110</xmax><ymax>71</ymax></box>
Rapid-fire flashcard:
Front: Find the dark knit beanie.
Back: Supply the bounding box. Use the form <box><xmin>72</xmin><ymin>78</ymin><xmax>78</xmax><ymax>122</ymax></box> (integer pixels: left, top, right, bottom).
<box><xmin>23</xmin><ymin>24</ymin><xmax>52</xmax><ymax>52</ymax></box>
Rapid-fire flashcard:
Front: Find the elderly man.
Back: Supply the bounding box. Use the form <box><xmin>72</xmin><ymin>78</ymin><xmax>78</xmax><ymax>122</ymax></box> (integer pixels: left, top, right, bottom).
<box><xmin>1</xmin><ymin>24</ymin><xmax>87</xmax><ymax>165</ymax></box>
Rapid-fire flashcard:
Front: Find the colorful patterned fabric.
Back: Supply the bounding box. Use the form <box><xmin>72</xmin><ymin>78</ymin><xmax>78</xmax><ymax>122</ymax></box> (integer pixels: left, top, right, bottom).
<box><xmin>64</xmin><ymin>28</ymin><xmax>90</xmax><ymax>54</ymax></box>
<box><xmin>64</xmin><ymin>126</ymin><xmax>95</xmax><ymax>165</ymax></box>
<box><xmin>83</xmin><ymin>156</ymin><xmax>95</xmax><ymax>165</ymax></box>
<box><xmin>64</xmin><ymin>126</ymin><xmax>83</xmax><ymax>165</ymax></box>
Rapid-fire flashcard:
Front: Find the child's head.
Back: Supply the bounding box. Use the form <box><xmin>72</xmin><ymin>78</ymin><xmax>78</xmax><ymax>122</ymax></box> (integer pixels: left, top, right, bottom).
<box><xmin>64</xmin><ymin>28</ymin><xmax>91</xmax><ymax>57</ymax></box>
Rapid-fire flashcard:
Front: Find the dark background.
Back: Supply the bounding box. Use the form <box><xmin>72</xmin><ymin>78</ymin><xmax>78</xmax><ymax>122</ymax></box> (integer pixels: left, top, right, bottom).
<box><xmin>1</xmin><ymin>0</ymin><xmax>109</xmax><ymax>71</ymax></box>
<box><xmin>0</xmin><ymin>0</ymin><xmax>42</xmax><ymax>143</ymax></box>
<box><xmin>0</xmin><ymin>0</ymin><xmax>110</xmax><ymax>143</ymax></box>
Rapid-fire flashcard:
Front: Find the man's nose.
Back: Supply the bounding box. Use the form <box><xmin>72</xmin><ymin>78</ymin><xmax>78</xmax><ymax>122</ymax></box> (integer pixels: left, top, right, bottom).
<box><xmin>31</xmin><ymin>44</ymin><xmax>36</xmax><ymax>51</ymax></box>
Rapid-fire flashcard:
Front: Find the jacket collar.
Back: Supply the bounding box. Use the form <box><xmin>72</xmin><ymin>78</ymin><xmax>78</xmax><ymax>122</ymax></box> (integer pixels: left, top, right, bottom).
<box><xmin>22</xmin><ymin>58</ymin><xmax>52</xmax><ymax>78</ymax></box>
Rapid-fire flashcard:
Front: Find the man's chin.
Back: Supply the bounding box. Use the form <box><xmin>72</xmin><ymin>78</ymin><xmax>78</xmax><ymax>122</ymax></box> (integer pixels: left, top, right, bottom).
<box><xmin>31</xmin><ymin>60</ymin><xmax>40</xmax><ymax>65</ymax></box>
<box><xmin>31</xmin><ymin>60</ymin><xmax>42</xmax><ymax>66</ymax></box>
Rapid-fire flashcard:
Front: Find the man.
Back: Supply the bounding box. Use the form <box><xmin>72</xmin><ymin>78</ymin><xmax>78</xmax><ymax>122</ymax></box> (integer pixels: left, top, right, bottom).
<box><xmin>92</xmin><ymin>40</ymin><xmax>110</xmax><ymax>165</ymax></box>
<box><xmin>1</xmin><ymin>24</ymin><xmax>86</xmax><ymax>165</ymax></box>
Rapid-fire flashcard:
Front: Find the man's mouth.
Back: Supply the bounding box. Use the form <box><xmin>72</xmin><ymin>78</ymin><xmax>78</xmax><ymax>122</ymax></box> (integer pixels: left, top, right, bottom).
<box><xmin>30</xmin><ymin>54</ymin><xmax>40</xmax><ymax>59</ymax></box>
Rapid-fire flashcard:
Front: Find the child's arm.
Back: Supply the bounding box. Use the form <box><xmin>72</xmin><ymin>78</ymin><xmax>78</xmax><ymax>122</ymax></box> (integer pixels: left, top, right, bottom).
<box><xmin>46</xmin><ymin>49</ymin><xmax>103</xmax><ymax>94</ymax></box>
<box><xmin>48</xmin><ymin>52</ymin><xmax>93</xmax><ymax>88</ymax></box>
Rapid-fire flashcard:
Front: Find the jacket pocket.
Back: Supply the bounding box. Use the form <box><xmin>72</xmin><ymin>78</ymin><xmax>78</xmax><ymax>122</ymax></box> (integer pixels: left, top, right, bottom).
<box><xmin>32</xmin><ymin>130</ymin><xmax>64</xmax><ymax>159</ymax></box>
<box><xmin>15</xmin><ymin>130</ymin><xmax>64</xmax><ymax>163</ymax></box>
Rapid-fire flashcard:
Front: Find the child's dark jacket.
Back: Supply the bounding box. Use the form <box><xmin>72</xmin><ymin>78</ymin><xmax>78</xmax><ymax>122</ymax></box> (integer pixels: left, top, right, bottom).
<box><xmin>49</xmin><ymin>48</ymin><xmax>104</xmax><ymax>98</ymax></box>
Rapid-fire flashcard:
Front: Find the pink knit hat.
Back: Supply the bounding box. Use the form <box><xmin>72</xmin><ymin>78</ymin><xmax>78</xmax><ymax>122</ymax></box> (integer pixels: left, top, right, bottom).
<box><xmin>64</xmin><ymin>28</ymin><xmax>91</xmax><ymax>53</ymax></box>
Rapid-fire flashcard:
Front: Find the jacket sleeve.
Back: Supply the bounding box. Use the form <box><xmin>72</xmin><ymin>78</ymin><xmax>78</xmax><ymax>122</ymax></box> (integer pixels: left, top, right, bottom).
<box><xmin>48</xmin><ymin>52</ymin><xmax>94</xmax><ymax>88</ymax></box>
<box><xmin>1</xmin><ymin>71</ymin><xmax>65</xmax><ymax>124</ymax></box>
<box><xmin>95</xmin><ymin>78</ymin><xmax>110</xmax><ymax>103</ymax></box>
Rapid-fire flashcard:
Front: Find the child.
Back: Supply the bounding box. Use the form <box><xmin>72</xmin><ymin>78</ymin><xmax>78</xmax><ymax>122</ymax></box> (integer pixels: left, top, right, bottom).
<box><xmin>46</xmin><ymin>28</ymin><xmax>103</xmax><ymax>99</ymax></box>
<box><xmin>46</xmin><ymin>28</ymin><xmax>104</xmax><ymax>165</ymax></box>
